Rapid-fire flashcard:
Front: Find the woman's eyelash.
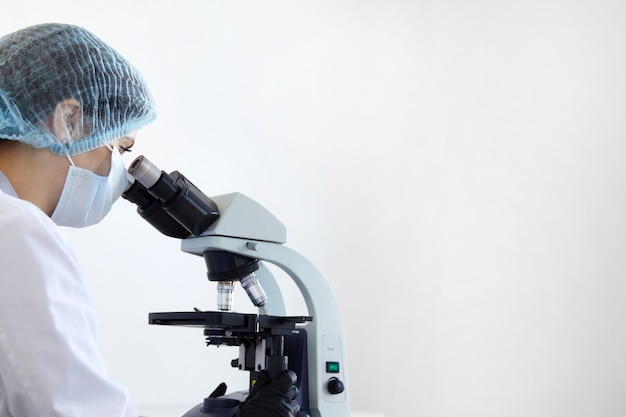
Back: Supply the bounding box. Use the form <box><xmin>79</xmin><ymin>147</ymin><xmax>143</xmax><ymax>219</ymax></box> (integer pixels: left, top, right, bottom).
<box><xmin>120</xmin><ymin>146</ymin><xmax>133</xmax><ymax>153</ymax></box>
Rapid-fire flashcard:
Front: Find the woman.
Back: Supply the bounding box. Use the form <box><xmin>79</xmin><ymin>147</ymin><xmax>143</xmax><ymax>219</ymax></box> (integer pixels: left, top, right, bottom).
<box><xmin>0</xmin><ymin>23</ymin><xmax>298</xmax><ymax>417</ymax></box>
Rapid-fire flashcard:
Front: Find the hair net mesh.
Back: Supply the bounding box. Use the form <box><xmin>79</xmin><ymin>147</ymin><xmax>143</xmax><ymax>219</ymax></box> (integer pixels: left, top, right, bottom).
<box><xmin>0</xmin><ymin>23</ymin><xmax>156</xmax><ymax>155</ymax></box>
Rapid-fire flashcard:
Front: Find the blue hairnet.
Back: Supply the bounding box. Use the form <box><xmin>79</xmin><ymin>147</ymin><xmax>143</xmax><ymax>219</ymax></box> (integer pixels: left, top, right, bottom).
<box><xmin>0</xmin><ymin>23</ymin><xmax>156</xmax><ymax>155</ymax></box>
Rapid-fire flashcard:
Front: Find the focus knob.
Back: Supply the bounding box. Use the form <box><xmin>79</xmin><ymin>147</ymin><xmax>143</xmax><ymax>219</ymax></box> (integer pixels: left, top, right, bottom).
<box><xmin>327</xmin><ymin>377</ymin><xmax>345</xmax><ymax>394</ymax></box>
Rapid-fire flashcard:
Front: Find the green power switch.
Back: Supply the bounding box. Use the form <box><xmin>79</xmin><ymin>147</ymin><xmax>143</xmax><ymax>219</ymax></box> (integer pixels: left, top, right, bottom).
<box><xmin>326</xmin><ymin>361</ymin><xmax>340</xmax><ymax>373</ymax></box>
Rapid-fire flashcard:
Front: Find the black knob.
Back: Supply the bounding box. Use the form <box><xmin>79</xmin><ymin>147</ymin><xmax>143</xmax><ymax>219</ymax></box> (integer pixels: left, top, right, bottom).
<box><xmin>327</xmin><ymin>377</ymin><xmax>345</xmax><ymax>394</ymax></box>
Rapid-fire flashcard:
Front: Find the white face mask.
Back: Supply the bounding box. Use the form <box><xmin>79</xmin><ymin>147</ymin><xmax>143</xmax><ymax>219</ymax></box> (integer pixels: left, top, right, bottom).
<box><xmin>51</xmin><ymin>146</ymin><xmax>129</xmax><ymax>228</ymax></box>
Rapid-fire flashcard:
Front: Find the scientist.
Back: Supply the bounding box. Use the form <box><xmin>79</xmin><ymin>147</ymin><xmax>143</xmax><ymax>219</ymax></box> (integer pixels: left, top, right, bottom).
<box><xmin>0</xmin><ymin>23</ymin><xmax>299</xmax><ymax>417</ymax></box>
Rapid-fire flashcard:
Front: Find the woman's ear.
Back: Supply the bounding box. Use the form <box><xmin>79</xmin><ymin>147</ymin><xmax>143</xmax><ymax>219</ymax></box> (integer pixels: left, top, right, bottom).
<box><xmin>52</xmin><ymin>98</ymin><xmax>83</xmax><ymax>142</ymax></box>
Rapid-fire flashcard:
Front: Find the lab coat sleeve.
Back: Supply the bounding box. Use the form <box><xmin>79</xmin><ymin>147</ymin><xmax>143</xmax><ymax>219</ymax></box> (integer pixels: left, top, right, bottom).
<box><xmin>0</xmin><ymin>198</ymin><xmax>138</xmax><ymax>417</ymax></box>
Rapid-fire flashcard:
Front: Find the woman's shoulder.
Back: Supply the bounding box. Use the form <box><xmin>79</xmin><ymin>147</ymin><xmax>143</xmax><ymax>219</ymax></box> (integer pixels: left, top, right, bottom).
<box><xmin>0</xmin><ymin>191</ymin><xmax>69</xmax><ymax>250</ymax></box>
<box><xmin>0</xmin><ymin>191</ymin><xmax>84</xmax><ymax>290</ymax></box>
<box><xmin>0</xmin><ymin>191</ymin><xmax>53</xmax><ymax>229</ymax></box>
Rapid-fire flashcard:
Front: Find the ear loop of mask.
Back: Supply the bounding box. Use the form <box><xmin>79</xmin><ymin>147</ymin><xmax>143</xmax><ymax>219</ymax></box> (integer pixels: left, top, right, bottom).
<box><xmin>65</xmin><ymin>153</ymin><xmax>76</xmax><ymax>167</ymax></box>
<box><xmin>106</xmin><ymin>145</ymin><xmax>116</xmax><ymax>176</ymax></box>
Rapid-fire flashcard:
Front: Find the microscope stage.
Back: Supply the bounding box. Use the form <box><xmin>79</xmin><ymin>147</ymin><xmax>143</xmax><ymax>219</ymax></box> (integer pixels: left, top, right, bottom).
<box><xmin>149</xmin><ymin>311</ymin><xmax>312</xmax><ymax>346</ymax></box>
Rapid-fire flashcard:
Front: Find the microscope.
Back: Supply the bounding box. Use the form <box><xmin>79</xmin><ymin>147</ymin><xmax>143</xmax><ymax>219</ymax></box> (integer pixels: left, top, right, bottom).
<box><xmin>122</xmin><ymin>156</ymin><xmax>350</xmax><ymax>417</ymax></box>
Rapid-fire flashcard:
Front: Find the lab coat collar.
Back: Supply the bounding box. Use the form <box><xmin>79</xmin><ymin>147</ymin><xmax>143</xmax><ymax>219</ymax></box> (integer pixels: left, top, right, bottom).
<box><xmin>0</xmin><ymin>171</ymin><xmax>18</xmax><ymax>198</ymax></box>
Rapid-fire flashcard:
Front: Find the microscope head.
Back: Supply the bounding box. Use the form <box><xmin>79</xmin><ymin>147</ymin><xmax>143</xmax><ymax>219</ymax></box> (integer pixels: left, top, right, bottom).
<box><xmin>122</xmin><ymin>155</ymin><xmax>280</xmax><ymax>312</ymax></box>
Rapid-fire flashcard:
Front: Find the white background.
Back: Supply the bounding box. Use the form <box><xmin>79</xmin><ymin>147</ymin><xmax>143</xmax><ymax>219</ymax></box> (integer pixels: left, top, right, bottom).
<box><xmin>4</xmin><ymin>1</ymin><xmax>626</xmax><ymax>417</ymax></box>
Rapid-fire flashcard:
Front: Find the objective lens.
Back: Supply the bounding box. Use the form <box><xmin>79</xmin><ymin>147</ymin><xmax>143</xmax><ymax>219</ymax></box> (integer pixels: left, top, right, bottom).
<box><xmin>217</xmin><ymin>281</ymin><xmax>235</xmax><ymax>311</ymax></box>
<box><xmin>240</xmin><ymin>273</ymin><xmax>268</xmax><ymax>307</ymax></box>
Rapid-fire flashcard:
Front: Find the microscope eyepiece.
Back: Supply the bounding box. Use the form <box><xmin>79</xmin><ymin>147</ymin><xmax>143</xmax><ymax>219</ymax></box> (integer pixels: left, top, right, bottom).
<box><xmin>128</xmin><ymin>155</ymin><xmax>161</xmax><ymax>188</ymax></box>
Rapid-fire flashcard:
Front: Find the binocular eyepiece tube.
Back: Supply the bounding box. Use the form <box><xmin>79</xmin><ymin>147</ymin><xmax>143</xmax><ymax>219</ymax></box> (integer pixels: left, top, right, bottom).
<box><xmin>123</xmin><ymin>155</ymin><xmax>220</xmax><ymax>238</ymax></box>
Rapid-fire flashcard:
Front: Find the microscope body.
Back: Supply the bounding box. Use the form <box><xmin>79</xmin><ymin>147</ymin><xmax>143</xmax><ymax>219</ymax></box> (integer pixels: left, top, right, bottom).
<box><xmin>123</xmin><ymin>157</ymin><xmax>349</xmax><ymax>417</ymax></box>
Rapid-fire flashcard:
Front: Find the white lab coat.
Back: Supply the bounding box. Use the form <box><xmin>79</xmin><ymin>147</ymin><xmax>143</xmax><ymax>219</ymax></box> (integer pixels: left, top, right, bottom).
<box><xmin>0</xmin><ymin>174</ymin><xmax>138</xmax><ymax>417</ymax></box>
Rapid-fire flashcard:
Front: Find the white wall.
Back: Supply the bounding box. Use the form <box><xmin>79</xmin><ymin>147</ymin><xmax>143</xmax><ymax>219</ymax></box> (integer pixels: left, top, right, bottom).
<box><xmin>5</xmin><ymin>1</ymin><xmax>626</xmax><ymax>417</ymax></box>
